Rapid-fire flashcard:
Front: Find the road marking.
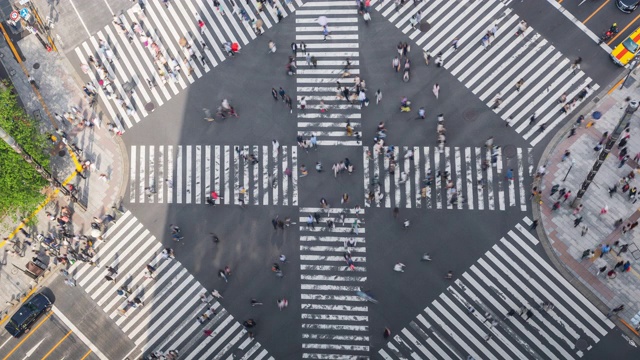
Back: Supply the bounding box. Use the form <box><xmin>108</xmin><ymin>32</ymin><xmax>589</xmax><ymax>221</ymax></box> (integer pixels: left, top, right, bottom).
<box><xmin>51</xmin><ymin>307</ymin><xmax>108</xmax><ymax>359</ymax></box>
<box><xmin>41</xmin><ymin>330</ymin><xmax>72</xmax><ymax>360</ymax></box>
<box><xmin>80</xmin><ymin>349</ymin><xmax>93</xmax><ymax>360</ymax></box>
<box><xmin>67</xmin><ymin>0</ymin><xmax>91</xmax><ymax>36</ymax></box>
<box><xmin>582</xmin><ymin>0</ymin><xmax>610</xmax><ymax>24</ymax></box>
<box><xmin>2</xmin><ymin>312</ymin><xmax>53</xmax><ymax>360</ymax></box>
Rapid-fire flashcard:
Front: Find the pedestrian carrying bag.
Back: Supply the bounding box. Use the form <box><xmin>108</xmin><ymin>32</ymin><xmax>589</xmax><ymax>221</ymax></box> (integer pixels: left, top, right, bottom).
<box><xmin>364</xmin><ymin>12</ymin><xmax>371</xmax><ymax>21</ymax></box>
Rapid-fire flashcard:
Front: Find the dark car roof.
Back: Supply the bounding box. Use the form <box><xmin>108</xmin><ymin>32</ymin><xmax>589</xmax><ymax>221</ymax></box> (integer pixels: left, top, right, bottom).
<box><xmin>4</xmin><ymin>293</ymin><xmax>51</xmax><ymax>336</ymax></box>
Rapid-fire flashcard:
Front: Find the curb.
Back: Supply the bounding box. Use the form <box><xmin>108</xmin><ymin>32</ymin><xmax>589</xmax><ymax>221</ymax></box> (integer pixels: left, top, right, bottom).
<box><xmin>532</xmin><ymin>70</ymin><xmax>640</xmax><ymax>342</ymax></box>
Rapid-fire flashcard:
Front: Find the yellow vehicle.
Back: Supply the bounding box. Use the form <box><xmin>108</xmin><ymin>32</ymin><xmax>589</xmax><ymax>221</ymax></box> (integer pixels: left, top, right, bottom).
<box><xmin>611</xmin><ymin>27</ymin><xmax>640</xmax><ymax>66</ymax></box>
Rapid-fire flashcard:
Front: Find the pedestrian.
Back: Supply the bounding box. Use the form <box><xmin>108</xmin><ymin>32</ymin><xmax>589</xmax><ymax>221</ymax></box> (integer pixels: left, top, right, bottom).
<box><xmin>64</xmin><ymin>278</ymin><xmax>77</xmax><ymax>287</ymax></box>
<box><xmin>432</xmin><ymin>83</ymin><xmax>440</xmax><ymax>99</ymax></box>
<box><xmin>299</xmin><ymin>97</ymin><xmax>306</xmax><ymax>111</ymax></box>
<box><xmin>444</xmin><ymin>270</ymin><xmax>453</xmax><ymax>279</ymax></box>
<box><xmin>291</xmin><ymin>42</ymin><xmax>297</xmax><ymax>55</ymax></box>
<box><xmin>623</xmin><ymin>261</ymin><xmax>631</xmax><ymax>272</ymax></box>
<box><xmin>212</xmin><ymin>289</ymin><xmax>223</xmax><ymax>299</ymax></box>
<box><xmin>311</xmin><ymin>55</ymin><xmax>317</xmax><ymax>68</ymax></box>
<box><xmin>451</xmin><ymin>37</ymin><xmax>459</xmax><ymax>50</ymax></box>
<box><xmin>600</xmin><ymin>205</ymin><xmax>608</xmax><ymax>215</ymax></box>
<box><xmin>619</xmin><ymin>154</ymin><xmax>630</xmax><ymax>168</ymax></box>
<box><xmin>315</xmin><ymin>161</ymin><xmax>323</xmax><ymax>172</ymax></box>
<box><xmin>505</xmin><ymin>168</ymin><xmax>513</xmax><ymax>181</ymax></box>
<box><xmin>573</xmin><ymin>216</ymin><xmax>582</xmax><ymax>227</ymax></box>
<box><xmin>581</xmin><ymin>249</ymin><xmax>594</xmax><ymax>260</ymax></box>
<box><xmin>284</xmin><ymin>95</ymin><xmax>293</xmax><ymax>113</ymax></box>
<box><xmin>600</xmin><ymin>243</ymin><xmax>611</xmax><ymax>257</ymax></box>
<box><xmin>561</xmin><ymin>150</ymin><xmax>571</xmax><ymax>162</ymax></box>
<box><xmin>322</xmin><ymin>25</ymin><xmax>330</xmax><ymax>41</ymax></box>
<box><xmin>572</xmin><ymin>204</ymin><xmax>583</xmax><ymax>215</ymax></box>
<box><xmin>435</xmin><ymin>52</ymin><xmax>443</xmax><ymax>67</ymax></box>
<box><xmin>530</xmin><ymin>219</ymin><xmax>538</xmax><ymax>230</ymax></box>
<box><xmin>423</xmin><ymin>50</ymin><xmax>431</xmax><ymax>65</ymax></box>
<box><xmin>300</xmin><ymin>42</ymin><xmax>306</xmax><ymax>54</ymax></box>
<box><xmin>581</xmin><ymin>225</ymin><xmax>588</xmax><ymax>236</ymax></box>
<box><xmin>552</xmin><ymin>201</ymin><xmax>561</xmax><ymax>211</ymax></box>
<box><xmin>268</xmin><ymin>40</ymin><xmax>276</xmax><ymax>53</ymax></box>
<box><xmin>563</xmin><ymin>190</ymin><xmax>572</xmax><ymax>202</ymax></box>
<box><xmin>271</xmin><ymin>88</ymin><xmax>278</xmax><ymax>101</ymax></box>
<box><xmin>524</xmin><ymin>309</ymin><xmax>533</xmax><ymax>321</ymax></box>
<box><xmin>305</xmin><ymin>52</ymin><xmax>311</xmax><ymax>66</ymax></box>
<box><xmin>614</xmin><ymin>260</ymin><xmax>625</xmax><ymax>270</ymax></box>
<box><xmin>515</xmin><ymin>79</ymin><xmax>524</xmax><ymax>92</ymax></box>
<box><xmin>393</xmin><ymin>207</ymin><xmax>399</xmax><ymax>218</ymax></box>
<box><xmin>607</xmin><ymin>305</ymin><xmax>625</xmax><ymax>318</ymax></box>
<box><xmin>376</xmin><ymin>89</ymin><xmax>382</xmax><ymax>104</ymax></box>
<box><xmin>278</xmin><ymin>87</ymin><xmax>286</xmax><ymax>101</ymax></box>
<box><xmin>383</xmin><ymin>327</ymin><xmax>391</xmax><ymax>339</ymax></box>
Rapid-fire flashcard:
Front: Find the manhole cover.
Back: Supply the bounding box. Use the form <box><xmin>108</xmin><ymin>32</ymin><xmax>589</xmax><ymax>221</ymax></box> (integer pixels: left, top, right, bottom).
<box><xmin>58</xmin><ymin>150</ymin><xmax>66</xmax><ymax>157</ymax></box>
<box><xmin>145</xmin><ymin>102</ymin><xmax>155</xmax><ymax>112</ymax></box>
<box><xmin>463</xmin><ymin>109</ymin><xmax>478</xmax><ymax>122</ymax></box>
<box><xmin>419</xmin><ymin>22</ymin><xmax>431</xmax><ymax>32</ymax></box>
<box><xmin>575</xmin><ymin>338</ymin><xmax>588</xmax><ymax>351</ymax></box>
<box><xmin>503</xmin><ymin>144</ymin><xmax>517</xmax><ymax>159</ymax></box>
<box><xmin>33</xmin><ymin>63</ymin><xmax>40</xmax><ymax>69</ymax></box>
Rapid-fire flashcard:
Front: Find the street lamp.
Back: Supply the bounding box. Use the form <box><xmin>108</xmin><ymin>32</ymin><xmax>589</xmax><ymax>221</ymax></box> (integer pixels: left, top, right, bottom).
<box><xmin>572</xmin><ymin>101</ymin><xmax>639</xmax><ymax>208</ymax></box>
<box><xmin>620</xmin><ymin>59</ymin><xmax>638</xmax><ymax>90</ymax></box>
<box><xmin>562</xmin><ymin>158</ymin><xmax>575</xmax><ymax>182</ymax></box>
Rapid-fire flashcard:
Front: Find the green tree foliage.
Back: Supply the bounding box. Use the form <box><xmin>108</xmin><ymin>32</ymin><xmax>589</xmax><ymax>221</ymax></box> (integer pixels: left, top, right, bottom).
<box><xmin>0</xmin><ymin>84</ymin><xmax>50</xmax><ymax>216</ymax></box>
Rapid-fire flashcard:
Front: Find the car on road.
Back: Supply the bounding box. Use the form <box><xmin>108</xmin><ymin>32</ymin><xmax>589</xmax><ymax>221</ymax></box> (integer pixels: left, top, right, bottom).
<box><xmin>4</xmin><ymin>293</ymin><xmax>52</xmax><ymax>337</ymax></box>
<box><xmin>611</xmin><ymin>27</ymin><xmax>640</xmax><ymax>65</ymax></box>
<box><xmin>617</xmin><ymin>0</ymin><xmax>640</xmax><ymax>13</ymax></box>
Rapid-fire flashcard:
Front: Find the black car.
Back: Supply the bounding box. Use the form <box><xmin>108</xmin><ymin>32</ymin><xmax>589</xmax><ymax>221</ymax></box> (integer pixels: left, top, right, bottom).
<box><xmin>4</xmin><ymin>293</ymin><xmax>52</xmax><ymax>337</ymax></box>
<box><xmin>617</xmin><ymin>0</ymin><xmax>640</xmax><ymax>13</ymax></box>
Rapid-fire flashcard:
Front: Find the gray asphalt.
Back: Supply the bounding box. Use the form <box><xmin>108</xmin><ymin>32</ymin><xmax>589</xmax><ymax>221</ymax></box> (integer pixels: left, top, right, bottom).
<box><xmin>29</xmin><ymin>0</ymin><xmax>640</xmax><ymax>358</ymax></box>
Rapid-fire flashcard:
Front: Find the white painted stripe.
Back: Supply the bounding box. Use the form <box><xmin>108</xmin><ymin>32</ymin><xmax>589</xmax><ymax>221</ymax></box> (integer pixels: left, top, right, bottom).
<box><xmin>475</xmin><ymin>147</ymin><xmax>483</xmax><ymax>210</ymax></box>
<box><xmin>300</xmin><ymin>275</ymin><xmax>366</xmax><ymax>282</ymax></box>
<box><xmin>167</xmin><ymin>145</ymin><xmax>174</xmax><ymax>204</ymax></box>
<box><xmin>282</xmin><ymin>146</ymin><xmax>288</xmax><ymax>206</ymax></box>
<box><xmin>262</xmin><ymin>145</ymin><xmax>269</xmax><ymax>205</ymax></box>
<box><xmin>424</xmin><ymin>147</ymin><xmax>431</xmax><ymax>209</ymax></box>
<box><xmin>196</xmin><ymin>145</ymin><xmax>202</xmax><ymax>204</ymax></box>
<box><xmin>214</xmin><ymin>145</ymin><xmax>220</xmax><ymax>203</ymax></box>
<box><xmin>514</xmin><ymin>225</ymin><xmax>538</xmax><ymax>245</ymax></box>
<box><xmin>476</xmin><ymin>257</ymin><xmax>578</xmax><ymax>358</ymax></box>
<box><xmin>414</xmin><ymin>146</ymin><xmax>421</xmax><ymax>209</ymax></box>
<box><xmin>460</xmin><ymin>271</ymin><xmax>558</xmax><ymax>359</ymax></box>
<box><xmin>244</xmin><ymin>145</ymin><xmax>251</xmax><ymax>205</ymax></box>
<box><xmin>292</xmin><ymin>146</ymin><xmax>298</xmax><ymax>205</ymax></box>
<box><xmin>434</xmin><ymin>149</ymin><xmax>441</xmax><ymax>209</ymax></box>
<box><xmin>301</xmin><ymin>314</ymin><xmax>368</xmax><ymax>322</ymax></box>
<box><xmin>205</xmin><ymin>146</ymin><xmax>211</xmax><ymax>201</ymax></box>
<box><xmin>300</xmin><ymin>284</ymin><xmax>362</xmax><ymax>291</ymax></box>
<box><xmin>414</xmin><ymin>315</ymin><xmax>456</xmax><ymax>359</ymax></box>
<box><xmin>301</xmin><ymin>303</ymin><xmax>368</xmax><ymax>311</ymax></box>
<box><xmin>130</xmin><ymin>146</ymin><xmax>137</xmax><ymax>203</ymax></box>
<box><xmin>224</xmin><ymin>146</ymin><xmax>230</xmax><ymax>204</ymax></box>
<box><xmin>301</xmin><ymin>324</ymin><xmax>368</xmax><ymax>331</ymax></box>
<box><xmin>234</xmin><ymin>145</ymin><xmax>240</xmax><ymax>205</ymax></box>
<box><xmin>454</xmin><ymin>147</ymin><xmax>463</xmax><ymax>210</ymax></box>
<box><xmin>139</xmin><ymin>145</ymin><xmax>146</xmax><ymax>203</ymax></box>
<box><xmin>425</xmin><ymin>306</ymin><xmax>480</xmax><ymax>360</ymax></box>
<box><xmin>503</xmin><ymin>235</ymin><xmax>613</xmax><ymax>331</ymax></box>
<box><xmin>485</xmin><ymin>150</ymin><xmax>494</xmax><ymax>210</ymax></box>
<box><xmin>464</xmin><ymin>147</ymin><xmax>473</xmax><ymax>210</ymax></box>
<box><xmin>176</xmin><ymin>146</ymin><xmax>183</xmax><ymax>203</ymax></box>
<box><xmin>186</xmin><ymin>145</ymin><xmax>192</xmax><ymax>204</ymax></box>
<box><xmin>300</xmin><ymin>294</ymin><xmax>365</xmax><ymax>302</ymax></box>
<box><xmin>158</xmin><ymin>146</ymin><xmax>164</xmax><ymax>203</ymax></box>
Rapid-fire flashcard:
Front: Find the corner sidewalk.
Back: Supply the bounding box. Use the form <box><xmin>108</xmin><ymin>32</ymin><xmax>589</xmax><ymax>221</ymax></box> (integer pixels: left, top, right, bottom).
<box><xmin>0</xmin><ymin>34</ymin><xmax>127</xmax><ymax>320</ymax></box>
<box><xmin>535</xmin><ymin>69</ymin><xmax>640</xmax><ymax>340</ymax></box>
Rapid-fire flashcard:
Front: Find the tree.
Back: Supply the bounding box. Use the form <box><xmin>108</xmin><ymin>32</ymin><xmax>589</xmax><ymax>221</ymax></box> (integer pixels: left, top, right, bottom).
<box><xmin>0</xmin><ymin>83</ymin><xmax>50</xmax><ymax>217</ymax></box>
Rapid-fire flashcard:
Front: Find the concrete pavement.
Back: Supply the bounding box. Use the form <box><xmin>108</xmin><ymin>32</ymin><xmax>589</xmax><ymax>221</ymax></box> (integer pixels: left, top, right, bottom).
<box><xmin>0</xmin><ymin>22</ymin><xmax>127</xmax><ymax>346</ymax></box>
<box><xmin>535</xmin><ymin>67</ymin><xmax>640</xmax><ymax>340</ymax></box>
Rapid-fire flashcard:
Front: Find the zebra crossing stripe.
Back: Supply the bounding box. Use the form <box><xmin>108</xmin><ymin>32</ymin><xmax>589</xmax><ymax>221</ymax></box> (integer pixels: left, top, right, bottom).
<box><xmin>372</xmin><ymin>0</ymin><xmax>598</xmax><ymax>147</ymax></box>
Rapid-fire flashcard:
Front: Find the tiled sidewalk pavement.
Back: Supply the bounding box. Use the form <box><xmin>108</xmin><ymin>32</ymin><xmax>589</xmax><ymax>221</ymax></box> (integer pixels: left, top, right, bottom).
<box><xmin>0</xmin><ymin>35</ymin><xmax>127</xmax><ymax>318</ymax></box>
<box><xmin>535</xmin><ymin>71</ymin><xmax>640</xmax><ymax>338</ymax></box>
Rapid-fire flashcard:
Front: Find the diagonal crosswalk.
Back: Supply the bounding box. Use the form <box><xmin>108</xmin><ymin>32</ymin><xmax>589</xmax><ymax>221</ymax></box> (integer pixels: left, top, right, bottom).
<box><xmin>378</xmin><ymin>216</ymin><xmax>615</xmax><ymax>360</ymax></box>
<box><xmin>298</xmin><ymin>207</ymin><xmax>370</xmax><ymax>359</ymax></box>
<box><xmin>73</xmin><ymin>0</ymin><xmax>303</xmax><ymax>131</ymax></box>
<box><xmin>67</xmin><ymin>211</ymin><xmax>273</xmax><ymax>360</ymax></box>
<box><xmin>129</xmin><ymin>144</ymin><xmax>298</xmax><ymax>205</ymax></box>
<box><xmin>363</xmin><ymin>145</ymin><xmax>532</xmax><ymax>211</ymax></box>
<box><xmin>372</xmin><ymin>0</ymin><xmax>600</xmax><ymax>147</ymax></box>
<box><xmin>296</xmin><ymin>0</ymin><xmax>363</xmax><ymax>146</ymax></box>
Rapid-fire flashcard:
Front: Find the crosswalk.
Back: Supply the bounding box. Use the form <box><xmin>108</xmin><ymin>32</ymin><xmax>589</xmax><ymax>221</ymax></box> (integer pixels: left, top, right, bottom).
<box><xmin>372</xmin><ymin>0</ymin><xmax>600</xmax><ymax>147</ymax></box>
<box><xmin>378</xmin><ymin>216</ymin><xmax>615</xmax><ymax>360</ymax></box>
<box><xmin>363</xmin><ymin>146</ymin><xmax>532</xmax><ymax>211</ymax></box>
<box><xmin>296</xmin><ymin>1</ymin><xmax>363</xmax><ymax>146</ymax></box>
<box><xmin>73</xmin><ymin>0</ymin><xmax>302</xmax><ymax>131</ymax></box>
<box><xmin>128</xmin><ymin>144</ymin><xmax>298</xmax><ymax>205</ymax></box>
<box><xmin>298</xmin><ymin>207</ymin><xmax>370</xmax><ymax>359</ymax></box>
<box><xmin>67</xmin><ymin>211</ymin><xmax>273</xmax><ymax>360</ymax></box>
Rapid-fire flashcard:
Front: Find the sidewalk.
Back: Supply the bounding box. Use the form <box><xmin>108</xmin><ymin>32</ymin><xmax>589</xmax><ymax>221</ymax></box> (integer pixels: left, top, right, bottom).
<box><xmin>0</xmin><ymin>33</ymin><xmax>127</xmax><ymax>319</ymax></box>
<box><xmin>535</xmin><ymin>70</ymin><xmax>640</xmax><ymax>339</ymax></box>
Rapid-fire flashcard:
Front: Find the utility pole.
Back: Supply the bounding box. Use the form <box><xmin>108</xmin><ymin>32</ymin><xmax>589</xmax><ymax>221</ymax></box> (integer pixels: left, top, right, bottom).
<box><xmin>572</xmin><ymin>101</ymin><xmax>639</xmax><ymax>208</ymax></box>
<box><xmin>0</xmin><ymin>126</ymin><xmax>84</xmax><ymax>210</ymax></box>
